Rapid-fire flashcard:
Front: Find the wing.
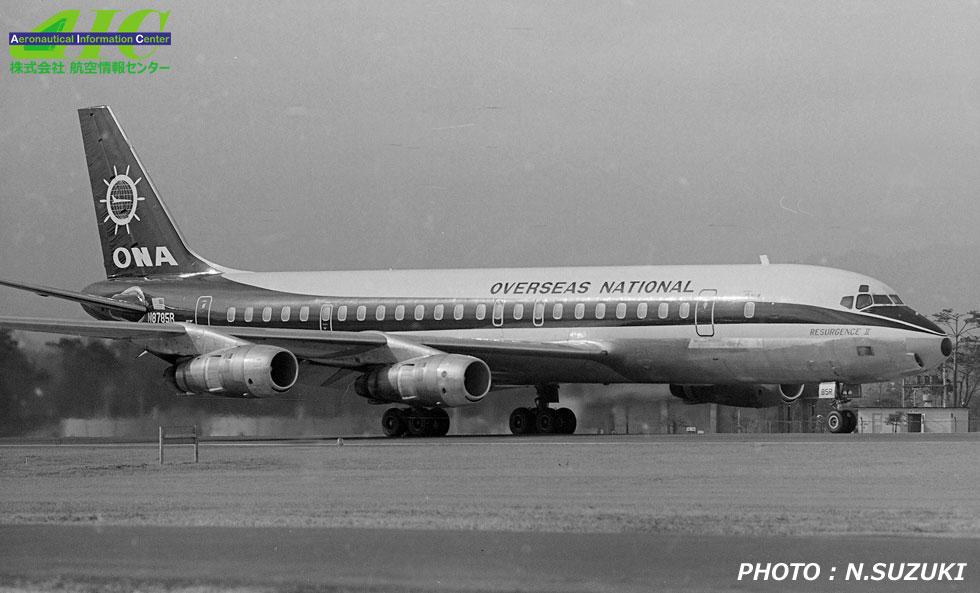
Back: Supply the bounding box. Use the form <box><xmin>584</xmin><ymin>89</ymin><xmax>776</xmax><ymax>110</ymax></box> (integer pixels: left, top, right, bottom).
<box><xmin>0</xmin><ymin>316</ymin><xmax>618</xmax><ymax>384</ymax></box>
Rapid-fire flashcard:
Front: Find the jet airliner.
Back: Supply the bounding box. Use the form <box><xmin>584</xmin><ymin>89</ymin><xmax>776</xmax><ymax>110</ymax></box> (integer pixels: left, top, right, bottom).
<box><xmin>0</xmin><ymin>106</ymin><xmax>951</xmax><ymax>436</ymax></box>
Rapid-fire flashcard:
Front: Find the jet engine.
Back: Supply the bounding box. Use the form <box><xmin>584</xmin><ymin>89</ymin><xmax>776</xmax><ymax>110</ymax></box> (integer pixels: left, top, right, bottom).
<box><xmin>669</xmin><ymin>383</ymin><xmax>813</xmax><ymax>408</ymax></box>
<box><xmin>355</xmin><ymin>354</ymin><xmax>492</xmax><ymax>407</ymax></box>
<box><xmin>167</xmin><ymin>345</ymin><xmax>299</xmax><ymax>397</ymax></box>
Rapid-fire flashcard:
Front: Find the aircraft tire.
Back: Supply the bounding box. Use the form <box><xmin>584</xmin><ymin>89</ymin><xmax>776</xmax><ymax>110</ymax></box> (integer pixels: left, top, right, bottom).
<box><xmin>556</xmin><ymin>407</ymin><xmax>577</xmax><ymax>434</ymax></box>
<box><xmin>382</xmin><ymin>408</ymin><xmax>407</xmax><ymax>438</ymax></box>
<box><xmin>431</xmin><ymin>408</ymin><xmax>451</xmax><ymax>437</ymax></box>
<box><xmin>842</xmin><ymin>410</ymin><xmax>857</xmax><ymax>433</ymax></box>
<box><xmin>826</xmin><ymin>410</ymin><xmax>845</xmax><ymax>433</ymax></box>
<box><xmin>536</xmin><ymin>408</ymin><xmax>558</xmax><ymax>434</ymax></box>
<box><xmin>406</xmin><ymin>413</ymin><xmax>431</xmax><ymax>437</ymax></box>
<box><xmin>509</xmin><ymin>407</ymin><xmax>535</xmax><ymax>435</ymax></box>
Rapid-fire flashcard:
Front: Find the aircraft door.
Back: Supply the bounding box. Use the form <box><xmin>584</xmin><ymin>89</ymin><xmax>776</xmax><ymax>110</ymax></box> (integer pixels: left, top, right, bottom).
<box><xmin>195</xmin><ymin>296</ymin><xmax>212</xmax><ymax>325</ymax></box>
<box><xmin>319</xmin><ymin>304</ymin><xmax>333</xmax><ymax>331</ymax></box>
<box><xmin>695</xmin><ymin>289</ymin><xmax>716</xmax><ymax>337</ymax></box>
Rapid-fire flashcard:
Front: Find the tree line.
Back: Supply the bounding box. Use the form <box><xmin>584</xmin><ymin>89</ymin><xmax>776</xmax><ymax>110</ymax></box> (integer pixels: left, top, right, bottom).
<box><xmin>0</xmin><ymin>329</ymin><xmax>363</xmax><ymax>436</ymax></box>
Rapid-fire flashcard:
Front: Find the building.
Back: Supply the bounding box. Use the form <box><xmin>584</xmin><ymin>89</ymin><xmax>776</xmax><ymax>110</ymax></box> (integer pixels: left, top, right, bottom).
<box><xmin>856</xmin><ymin>407</ymin><xmax>970</xmax><ymax>433</ymax></box>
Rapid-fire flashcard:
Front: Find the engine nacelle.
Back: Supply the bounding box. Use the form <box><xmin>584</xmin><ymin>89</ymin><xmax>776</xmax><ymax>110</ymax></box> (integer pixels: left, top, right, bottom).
<box><xmin>168</xmin><ymin>345</ymin><xmax>299</xmax><ymax>397</ymax></box>
<box><xmin>777</xmin><ymin>383</ymin><xmax>806</xmax><ymax>403</ymax></box>
<box><xmin>669</xmin><ymin>383</ymin><xmax>814</xmax><ymax>408</ymax></box>
<box><xmin>355</xmin><ymin>354</ymin><xmax>492</xmax><ymax>407</ymax></box>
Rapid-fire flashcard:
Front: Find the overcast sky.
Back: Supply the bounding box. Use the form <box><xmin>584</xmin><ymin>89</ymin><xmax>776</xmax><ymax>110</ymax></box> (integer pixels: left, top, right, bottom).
<box><xmin>2</xmin><ymin>1</ymin><xmax>980</xmax><ymax>320</ymax></box>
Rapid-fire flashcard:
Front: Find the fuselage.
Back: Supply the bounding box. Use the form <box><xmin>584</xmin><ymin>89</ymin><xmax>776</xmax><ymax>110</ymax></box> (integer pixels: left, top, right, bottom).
<box><xmin>83</xmin><ymin>262</ymin><xmax>950</xmax><ymax>386</ymax></box>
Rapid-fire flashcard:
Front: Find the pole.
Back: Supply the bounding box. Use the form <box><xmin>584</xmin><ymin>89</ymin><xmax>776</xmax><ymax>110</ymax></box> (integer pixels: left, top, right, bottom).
<box><xmin>158</xmin><ymin>426</ymin><xmax>163</xmax><ymax>465</ymax></box>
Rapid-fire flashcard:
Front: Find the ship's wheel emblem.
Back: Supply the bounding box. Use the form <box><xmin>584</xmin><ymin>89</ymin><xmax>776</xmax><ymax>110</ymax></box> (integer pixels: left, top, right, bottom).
<box><xmin>100</xmin><ymin>165</ymin><xmax>146</xmax><ymax>235</ymax></box>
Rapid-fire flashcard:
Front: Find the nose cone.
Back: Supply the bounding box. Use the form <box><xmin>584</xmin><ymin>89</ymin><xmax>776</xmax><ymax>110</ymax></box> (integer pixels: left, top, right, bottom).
<box><xmin>906</xmin><ymin>336</ymin><xmax>953</xmax><ymax>371</ymax></box>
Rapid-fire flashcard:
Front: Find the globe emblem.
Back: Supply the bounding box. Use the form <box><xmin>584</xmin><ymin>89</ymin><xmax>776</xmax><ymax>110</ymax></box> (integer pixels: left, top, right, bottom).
<box><xmin>100</xmin><ymin>165</ymin><xmax>146</xmax><ymax>235</ymax></box>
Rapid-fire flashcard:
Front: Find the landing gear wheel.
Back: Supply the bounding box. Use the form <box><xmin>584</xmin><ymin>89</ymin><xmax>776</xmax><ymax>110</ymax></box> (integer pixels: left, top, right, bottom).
<box><xmin>536</xmin><ymin>408</ymin><xmax>558</xmax><ymax>434</ymax></box>
<box><xmin>826</xmin><ymin>410</ymin><xmax>845</xmax><ymax>434</ymax></box>
<box><xmin>406</xmin><ymin>413</ymin><xmax>431</xmax><ymax>437</ymax></box>
<box><xmin>431</xmin><ymin>408</ymin><xmax>451</xmax><ymax>437</ymax></box>
<box><xmin>382</xmin><ymin>408</ymin><xmax>407</xmax><ymax>437</ymax></box>
<box><xmin>842</xmin><ymin>410</ymin><xmax>857</xmax><ymax>433</ymax></box>
<box><xmin>509</xmin><ymin>407</ymin><xmax>535</xmax><ymax>435</ymax></box>
<box><xmin>556</xmin><ymin>407</ymin><xmax>577</xmax><ymax>434</ymax></box>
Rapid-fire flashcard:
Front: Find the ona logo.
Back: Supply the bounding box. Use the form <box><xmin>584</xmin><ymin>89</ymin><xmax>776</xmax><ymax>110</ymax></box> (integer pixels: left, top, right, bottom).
<box><xmin>100</xmin><ymin>165</ymin><xmax>145</xmax><ymax>235</ymax></box>
<box><xmin>112</xmin><ymin>246</ymin><xmax>178</xmax><ymax>269</ymax></box>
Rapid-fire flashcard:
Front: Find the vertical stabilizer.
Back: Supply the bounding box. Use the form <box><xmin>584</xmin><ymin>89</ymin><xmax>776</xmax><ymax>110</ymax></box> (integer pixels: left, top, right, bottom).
<box><xmin>78</xmin><ymin>106</ymin><xmax>219</xmax><ymax>278</ymax></box>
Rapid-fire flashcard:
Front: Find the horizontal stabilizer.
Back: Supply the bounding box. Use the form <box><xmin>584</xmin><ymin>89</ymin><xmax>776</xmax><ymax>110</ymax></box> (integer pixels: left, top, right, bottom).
<box><xmin>0</xmin><ymin>278</ymin><xmax>147</xmax><ymax>314</ymax></box>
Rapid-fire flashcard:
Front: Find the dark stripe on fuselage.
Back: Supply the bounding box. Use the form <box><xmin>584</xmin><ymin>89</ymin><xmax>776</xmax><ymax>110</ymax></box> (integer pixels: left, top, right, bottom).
<box><xmin>82</xmin><ymin>276</ymin><xmax>944</xmax><ymax>336</ymax></box>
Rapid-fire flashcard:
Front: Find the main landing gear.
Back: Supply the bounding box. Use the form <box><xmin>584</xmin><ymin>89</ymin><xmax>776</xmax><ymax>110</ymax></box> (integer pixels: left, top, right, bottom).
<box><xmin>508</xmin><ymin>384</ymin><xmax>577</xmax><ymax>435</ymax></box>
<box><xmin>381</xmin><ymin>407</ymin><xmax>450</xmax><ymax>437</ymax></box>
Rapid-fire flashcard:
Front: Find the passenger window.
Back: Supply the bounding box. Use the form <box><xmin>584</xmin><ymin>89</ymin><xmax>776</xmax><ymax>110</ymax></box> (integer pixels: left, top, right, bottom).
<box><xmin>679</xmin><ymin>302</ymin><xmax>690</xmax><ymax>319</ymax></box>
<box><xmin>552</xmin><ymin>303</ymin><xmax>564</xmax><ymax>320</ymax></box>
<box><xmin>615</xmin><ymin>303</ymin><xmax>627</xmax><ymax>319</ymax></box>
<box><xmin>743</xmin><ymin>302</ymin><xmax>755</xmax><ymax>319</ymax></box>
<box><xmin>855</xmin><ymin>294</ymin><xmax>872</xmax><ymax>309</ymax></box>
<box><xmin>434</xmin><ymin>304</ymin><xmax>444</xmax><ymax>321</ymax></box>
<box><xmin>513</xmin><ymin>303</ymin><xmax>524</xmax><ymax>320</ymax></box>
<box><xmin>476</xmin><ymin>303</ymin><xmax>487</xmax><ymax>320</ymax></box>
<box><xmin>244</xmin><ymin>306</ymin><xmax>253</xmax><ymax>322</ymax></box>
<box><xmin>227</xmin><ymin>307</ymin><xmax>236</xmax><ymax>323</ymax></box>
<box><xmin>595</xmin><ymin>303</ymin><xmax>606</xmax><ymax>319</ymax></box>
<box><xmin>857</xmin><ymin>346</ymin><xmax>874</xmax><ymax>356</ymax></box>
<box><xmin>492</xmin><ymin>302</ymin><xmax>504</xmax><ymax>324</ymax></box>
<box><xmin>533</xmin><ymin>302</ymin><xmax>545</xmax><ymax>324</ymax></box>
<box><xmin>356</xmin><ymin>306</ymin><xmax>366</xmax><ymax>321</ymax></box>
<box><xmin>658</xmin><ymin>302</ymin><xmax>669</xmax><ymax>319</ymax></box>
<box><xmin>299</xmin><ymin>306</ymin><xmax>309</xmax><ymax>322</ymax></box>
<box><xmin>395</xmin><ymin>305</ymin><xmax>405</xmax><ymax>321</ymax></box>
<box><xmin>337</xmin><ymin>305</ymin><xmax>348</xmax><ymax>322</ymax></box>
<box><xmin>281</xmin><ymin>306</ymin><xmax>291</xmax><ymax>322</ymax></box>
<box><xmin>636</xmin><ymin>302</ymin><xmax>648</xmax><ymax>319</ymax></box>
<box><xmin>376</xmin><ymin>305</ymin><xmax>385</xmax><ymax>321</ymax></box>
<box><xmin>454</xmin><ymin>304</ymin><xmax>464</xmax><ymax>320</ymax></box>
<box><xmin>574</xmin><ymin>303</ymin><xmax>585</xmax><ymax>319</ymax></box>
<box><xmin>414</xmin><ymin>304</ymin><xmax>425</xmax><ymax>321</ymax></box>
<box><xmin>840</xmin><ymin>296</ymin><xmax>854</xmax><ymax>309</ymax></box>
<box><xmin>262</xmin><ymin>306</ymin><xmax>272</xmax><ymax>322</ymax></box>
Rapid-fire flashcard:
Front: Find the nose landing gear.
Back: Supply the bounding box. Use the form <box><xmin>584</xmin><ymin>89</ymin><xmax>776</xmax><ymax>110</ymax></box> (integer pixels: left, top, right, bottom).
<box><xmin>826</xmin><ymin>408</ymin><xmax>857</xmax><ymax>433</ymax></box>
<box><xmin>825</xmin><ymin>383</ymin><xmax>858</xmax><ymax>433</ymax></box>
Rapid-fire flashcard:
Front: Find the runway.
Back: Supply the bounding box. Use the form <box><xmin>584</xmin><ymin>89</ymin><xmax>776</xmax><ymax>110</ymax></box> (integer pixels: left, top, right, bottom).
<box><xmin>2</xmin><ymin>524</ymin><xmax>977</xmax><ymax>592</ymax></box>
<box><xmin>2</xmin><ymin>433</ymin><xmax>979</xmax><ymax>591</ymax></box>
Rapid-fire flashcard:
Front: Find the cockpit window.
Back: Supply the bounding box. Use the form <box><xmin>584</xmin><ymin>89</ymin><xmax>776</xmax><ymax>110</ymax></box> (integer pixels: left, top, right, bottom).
<box><xmin>844</xmin><ymin>290</ymin><xmax>907</xmax><ymax>311</ymax></box>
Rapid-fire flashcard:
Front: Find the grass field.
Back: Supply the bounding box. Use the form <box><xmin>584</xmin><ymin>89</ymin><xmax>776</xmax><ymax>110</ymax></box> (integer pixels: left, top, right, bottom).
<box><xmin>3</xmin><ymin>434</ymin><xmax>980</xmax><ymax>537</ymax></box>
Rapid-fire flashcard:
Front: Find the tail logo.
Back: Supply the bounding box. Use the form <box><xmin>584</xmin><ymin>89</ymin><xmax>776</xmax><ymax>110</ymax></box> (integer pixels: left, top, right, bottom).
<box><xmin>100</xmin><ymin>165</ymin><xmax>146</xmax><ymax>235</ymax></box>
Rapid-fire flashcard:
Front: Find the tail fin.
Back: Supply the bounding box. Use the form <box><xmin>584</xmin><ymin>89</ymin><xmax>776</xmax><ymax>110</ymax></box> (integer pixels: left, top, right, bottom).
<box><xmin>78</xmin><ymin>106</ymin><xmax>220</xmax><ymax>278</ymax></box>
